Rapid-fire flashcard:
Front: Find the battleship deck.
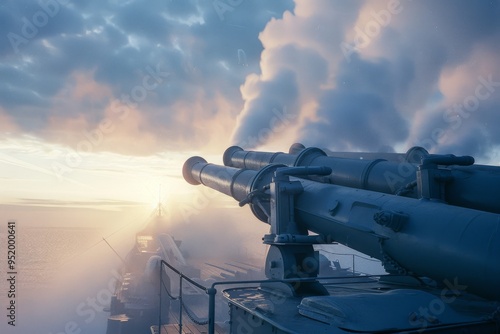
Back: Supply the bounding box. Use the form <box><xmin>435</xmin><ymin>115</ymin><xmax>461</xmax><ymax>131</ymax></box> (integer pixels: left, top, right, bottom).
<box><xmin>154</xmin><ymin>323</ymin><xmax>226</xmax><ymax>334</ymax></box>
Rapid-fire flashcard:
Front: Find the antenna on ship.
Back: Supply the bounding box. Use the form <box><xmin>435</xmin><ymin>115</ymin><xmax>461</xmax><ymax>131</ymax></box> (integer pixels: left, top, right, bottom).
<box><xmin>158</xmin><ymin>184</ymin><xmax>162</xmax><ymax>217</ymax></box>
<box><xmin>103</xmin><ymin>237</ymin><xmax>126</xmax><ymax>265</ymax></box>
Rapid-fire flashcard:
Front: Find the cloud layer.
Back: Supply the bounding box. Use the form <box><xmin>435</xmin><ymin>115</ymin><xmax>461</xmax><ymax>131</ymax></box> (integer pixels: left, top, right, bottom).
<box><xmin>1</xmin><ymin>0</ymin><xmax>499</xmax><ymax>161</ymax></box>
<box><xmin>231</xmin><ymin>0</ymin><xmax>500</xmax><ymax>160</ymax></box>
<box><xmin>0</xmin><ymin>0</ymin><xmax>293</xmax><ymax>154</ymax></box>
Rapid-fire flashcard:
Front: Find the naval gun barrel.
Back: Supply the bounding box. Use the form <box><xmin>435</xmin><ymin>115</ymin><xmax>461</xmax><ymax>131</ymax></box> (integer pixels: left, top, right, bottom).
<box><xmin>183</xmin><ymin>156</ymin><xmax>259</xmax><ymax>202</ymax></box>
<box><xmin>183</xmin><ymin>155</ymin><xmax>500</xmax><ymax>300</ymax></box>
<box><xmin>183</xmin><ymin>156</ymin><xmax>328</xmax><ymax>222</ymax></box>
<box><xmin>288</xmin><ymin>142</ymin><xmax>430</xmax><ymax>163</ymax></box>
<box><xmin>183</xmin><ymin>156</ymin><xmax>273</xmax><ymax>222</ymax></box>
<box><xmin>224</xmin><ymin>145</ymin><xmax>500</xmax><ymax>214</ymax></box>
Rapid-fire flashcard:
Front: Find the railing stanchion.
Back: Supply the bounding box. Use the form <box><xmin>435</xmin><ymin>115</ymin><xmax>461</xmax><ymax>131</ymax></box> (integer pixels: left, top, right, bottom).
<box><xmin>158</xmin><ymin>262</ymin><xmax>162</xmax><ymax>334</ymax></box>
<box><xmin>208</xmin><ymin>287</ymin><xmax>217</xmax><ymax>334</ymax></box>
<box><xmin>179</xmin><ymin>277</ymin><xmax>183</xmax><ymax>334</ymax></box>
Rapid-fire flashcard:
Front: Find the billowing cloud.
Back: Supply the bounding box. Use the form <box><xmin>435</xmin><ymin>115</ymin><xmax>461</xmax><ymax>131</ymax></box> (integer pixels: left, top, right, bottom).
<box><xmin>231</xmin><ymin>0</ymin><xmax>500</xmax><ymax>160</ymax></box>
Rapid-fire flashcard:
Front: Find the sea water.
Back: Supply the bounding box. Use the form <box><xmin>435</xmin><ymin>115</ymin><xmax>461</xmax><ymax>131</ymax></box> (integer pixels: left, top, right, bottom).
<box><xmin>0</xmin><ymin>224</ymin><xmax>128</xmax><ymax>334</ymax></box>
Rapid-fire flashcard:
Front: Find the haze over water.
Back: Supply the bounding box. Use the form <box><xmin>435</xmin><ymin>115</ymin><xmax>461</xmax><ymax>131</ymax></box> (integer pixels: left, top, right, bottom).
<box><xmin>0</xmin><ymin>209</ymin><xmax>142</xmax><ymax>334</ymax></box>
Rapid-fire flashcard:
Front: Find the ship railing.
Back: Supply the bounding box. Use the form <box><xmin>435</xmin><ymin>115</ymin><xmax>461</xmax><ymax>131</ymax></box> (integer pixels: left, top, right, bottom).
<box><xmin>156</xmin><ymin>259</ymin><xmax>210</xmax><ymax>334</ymax></box>
<box><xmin>317</xmin><ymin>248</ymin><xmax>384</xmax><ymax>276</ymax></box>
<box><xmin>154</xmin><ymin>259</ymin><xmax>393</xmax><ymax>334</ymax></box>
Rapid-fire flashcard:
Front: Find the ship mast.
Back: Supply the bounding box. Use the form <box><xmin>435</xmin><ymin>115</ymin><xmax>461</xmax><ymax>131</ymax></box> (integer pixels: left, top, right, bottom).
<box><xmin>158</xmin><ymin>184</ymin><xmax>162</xmax><ymax>217</ymax></box>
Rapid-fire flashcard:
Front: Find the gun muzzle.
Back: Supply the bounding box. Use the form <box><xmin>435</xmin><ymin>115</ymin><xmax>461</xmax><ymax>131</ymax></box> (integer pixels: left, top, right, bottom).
<box><xmin>183</xmin><ymin>156</ymin><xmax>282</xmax><ymax>222</ymax></box>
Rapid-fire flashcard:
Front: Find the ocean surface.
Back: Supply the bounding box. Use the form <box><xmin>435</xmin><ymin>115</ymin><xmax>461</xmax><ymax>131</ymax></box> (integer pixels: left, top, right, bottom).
<box><xmin>1</xmin><ymin>224</ymin><xmax>130</xmax><ymax>334</ymax></box>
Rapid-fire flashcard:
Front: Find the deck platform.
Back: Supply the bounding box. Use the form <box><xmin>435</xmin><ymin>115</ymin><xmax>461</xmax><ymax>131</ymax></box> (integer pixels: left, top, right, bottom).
<box><xmin>151</xmin><ymin>323</ymin><xmax>226</xmax><ymax>334</ymax></box>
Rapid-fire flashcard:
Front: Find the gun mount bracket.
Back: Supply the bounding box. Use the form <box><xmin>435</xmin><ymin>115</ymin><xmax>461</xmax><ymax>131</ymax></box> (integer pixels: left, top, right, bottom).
<box><xmin>238</xmin><ymin>185</ymin><xmax>270</xmax><ymax>207</ymax></box>
<box><xmin>247</xmin><ymin>164</ymin><xmax>286</xmax><ymax>223</ymax></box>
<box><xmin>417</xmin><ymin>154</ymin><xmax>474</xmax><ymax>201</ymax></box>
<box><xmin>269</xmin><ymin>166</ymin><xmax>332</xmax><ymax>239</ymax></box>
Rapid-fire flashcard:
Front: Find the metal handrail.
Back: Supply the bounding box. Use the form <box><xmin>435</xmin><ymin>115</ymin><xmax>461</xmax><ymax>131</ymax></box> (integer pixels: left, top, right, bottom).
<box><xmin>206</xmin><ymin>275</ymin><xmax>390</xmax><ymax>334</ymax></box>
<box><xmin>318</xmin><ymin>249</ymin><xmax>382</xmax><ymax>275</ymax></box>
<box><xmin>320</xmin><ymin>250</ymin><xmax>382</xmax><ymax>263</ymax></box>
<box><xmin>158</xmin><ymin>260</ymin><xmax>209</xmax><ymax>334</ymax></box>
<box><xmin>157</xmin><ymin>258</ymin><xmax>396</xmax><ymax>334</ymax></box>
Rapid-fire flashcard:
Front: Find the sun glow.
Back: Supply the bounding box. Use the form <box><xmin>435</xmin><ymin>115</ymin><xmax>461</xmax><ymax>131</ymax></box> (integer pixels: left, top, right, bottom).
<box><xmin>0</xmin><ymin>137</ymin><xmax>188</xmax><ymax>214</ymax></box>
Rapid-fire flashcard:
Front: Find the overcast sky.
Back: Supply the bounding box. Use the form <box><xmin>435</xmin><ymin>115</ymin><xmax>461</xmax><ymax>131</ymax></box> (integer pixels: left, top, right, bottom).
<box><xmin>1</xmin><ymin>0</ymin><xmax>500</xmax><ymax>208</ymax></box>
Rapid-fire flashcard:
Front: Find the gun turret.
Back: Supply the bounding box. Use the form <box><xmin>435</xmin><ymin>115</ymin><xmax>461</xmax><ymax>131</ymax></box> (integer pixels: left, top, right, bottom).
<box><xmin>224</xmin><ymin>144</ymin><xmax>500</xmax><ymax>214</ymax></box>
<box><xmin>184</xmin><ymin>147</ymin><xmax>500</xmax><ymax>301</ymax></box>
